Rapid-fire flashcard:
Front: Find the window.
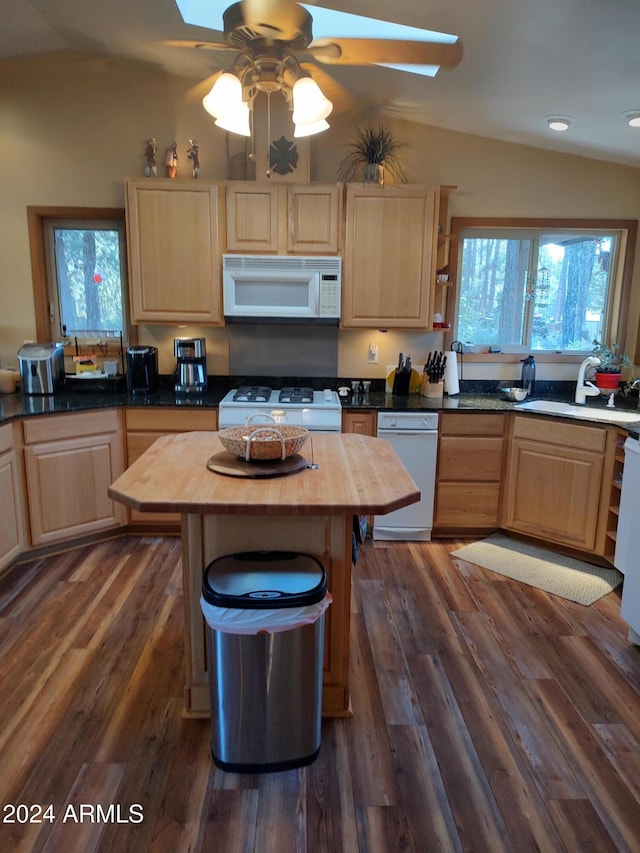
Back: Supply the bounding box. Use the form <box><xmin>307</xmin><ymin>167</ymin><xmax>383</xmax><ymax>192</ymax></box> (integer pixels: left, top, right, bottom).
<box><xmin>44</xmin><ymin>218</ymin><xmax>127</xmax><ymax>339</ymax></box>
<box><xmin>450</xmin><ymin>218</ymin><xmax>637</xmax><ymax>355</ymax></box>
<box><xmin>27</xmin><ymin>207</ymin><xmax>129</xmax><ymax>347</ymax></box>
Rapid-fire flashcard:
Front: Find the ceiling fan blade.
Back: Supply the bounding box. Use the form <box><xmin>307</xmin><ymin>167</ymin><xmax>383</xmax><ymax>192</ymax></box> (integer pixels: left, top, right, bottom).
<box><xmin>309</xmin><ymin>38</ymin><xmax>463</xmax><ymax>70</ymax></box>
<box><xmin>184</xmin><ymin>73</ymin><xmax>224</xmax><ymax>104</ymax></box>
<box><xmin>165</xmin><ymin>39</ymin><xmax>231</xmax><ymax>52</ymax></box>
<box><xmin>299</xmin><ymin>62</ymin><xmax>359</xmax><ymax>116</ymax></box>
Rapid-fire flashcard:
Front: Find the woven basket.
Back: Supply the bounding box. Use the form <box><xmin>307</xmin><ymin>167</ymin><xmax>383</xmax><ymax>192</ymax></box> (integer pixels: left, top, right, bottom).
<box><xmin>219</xmin><ymin>425</ymin><xmax>309</xmax><ymax>461</ymax></box>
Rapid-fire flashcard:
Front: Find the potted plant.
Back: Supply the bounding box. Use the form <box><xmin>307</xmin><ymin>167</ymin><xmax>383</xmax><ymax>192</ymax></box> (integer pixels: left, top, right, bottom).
<box><xmin>337</xmin><ymin>122</ymin><xmax>408</xmax><ymax>185</ymax></box>
<box><xmin>591</xmin><ymin>339</ymin><xmax>632</xmax><ymax>390</ymax></box>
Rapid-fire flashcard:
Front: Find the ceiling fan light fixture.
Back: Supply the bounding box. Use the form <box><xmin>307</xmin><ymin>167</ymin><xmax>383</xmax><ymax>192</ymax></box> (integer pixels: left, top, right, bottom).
<box><xmin>214</xmin><ymin>101</ymin><xmax>252</xmax><ymax>136</ymax></box>
<box><xmin>625</xmin><ymin>112</ymin><xmax>640</xmax><ymax>127</ymax></box>
<box><xmin>202</xmin><ymin>71</ymin><xmax>244</xmax><ymax>118</ymax></box>
<box><xmin>291</xmin><ymin>76</ymin><xmax>333</xmax><ymax>125</ymax></box>
<box><xmin>294</xmin><ymin>118</ymin><xmax>330</xmax><ymax>137</ymax></box>
<box><xmin>546</xmin><ymin>116</ymin><xmax>571</xmax><ymax>132</ymax></box>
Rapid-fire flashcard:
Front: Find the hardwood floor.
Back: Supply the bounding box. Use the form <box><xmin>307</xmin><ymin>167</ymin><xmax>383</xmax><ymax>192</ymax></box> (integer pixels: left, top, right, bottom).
<box><xmin>0</xmin><ymin>535</ymin><xmax>639</xmax><ymax>853</ymax></box>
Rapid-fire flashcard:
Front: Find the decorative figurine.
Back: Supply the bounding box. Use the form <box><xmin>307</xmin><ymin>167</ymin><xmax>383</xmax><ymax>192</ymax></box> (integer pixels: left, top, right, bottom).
<box><xmin>144</xmin><ymin>138</ymin><xmax>157</xmax><ymax>177</ymax></box>
<box><xmin>165</xmin><ymin>142</ymin><xmax>178</xmax><ymax>178</ymax></box>
<box><xmin>187</xmin><ymin>139</ymin><xmax>200</xmax><ymax>178</ymax></box>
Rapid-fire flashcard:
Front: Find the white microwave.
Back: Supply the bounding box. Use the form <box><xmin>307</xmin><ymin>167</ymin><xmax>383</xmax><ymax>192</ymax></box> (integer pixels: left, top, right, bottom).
<box><xmin>223</xmin><ymin>254</ymin><xmax>342</xmax><ymax>321</ymax></box>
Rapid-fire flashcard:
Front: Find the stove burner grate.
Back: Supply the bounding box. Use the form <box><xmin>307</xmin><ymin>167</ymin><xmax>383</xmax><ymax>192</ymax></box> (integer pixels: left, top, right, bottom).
<box><xmin>233</xmin><ymin>386</ymin><xmax>273</xmax><ymax>402</ymax></box>
<box><xmin>279</xmin><ymin>386</ymin><xmax>314</xmax><ymax>404</ymax></box>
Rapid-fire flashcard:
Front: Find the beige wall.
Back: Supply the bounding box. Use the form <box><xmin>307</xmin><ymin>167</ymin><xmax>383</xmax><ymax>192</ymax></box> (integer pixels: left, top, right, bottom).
<box><xmin>2</xmin><ymin>52</ymin><xmax>640</xmax><ymax>383</ymax></box>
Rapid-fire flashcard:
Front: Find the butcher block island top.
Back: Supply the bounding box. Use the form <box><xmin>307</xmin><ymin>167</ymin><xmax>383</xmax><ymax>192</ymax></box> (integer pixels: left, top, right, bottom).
<box><xmin>108</xmin><ymin>431</ymin><xmax>420</xmax><ymax>516</ymax></box>
<box><xmin>108</xmin><ymin>431</ymin><xmax>420</xmax><ymax>719</ymax></box>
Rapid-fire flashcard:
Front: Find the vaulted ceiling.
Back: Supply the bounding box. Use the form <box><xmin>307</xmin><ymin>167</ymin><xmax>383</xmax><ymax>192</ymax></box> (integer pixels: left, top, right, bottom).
<box><xmin>4</xmin><ymin>0</ymin><xmax>640</xmax><ymax>168</ymax></box>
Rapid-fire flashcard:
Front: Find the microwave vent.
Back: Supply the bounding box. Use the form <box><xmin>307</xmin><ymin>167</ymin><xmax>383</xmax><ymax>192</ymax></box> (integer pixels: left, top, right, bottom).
<box><xmin>223</xmin><ymin>254</ymin><xmax>341</xmax><ymax>274</ymax></box>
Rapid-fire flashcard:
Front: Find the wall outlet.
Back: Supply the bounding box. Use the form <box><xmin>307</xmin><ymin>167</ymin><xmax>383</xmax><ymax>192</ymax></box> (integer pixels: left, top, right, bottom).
<box><xmin>367</xmin><ymin>343</ymin><xmax>378</xmax><ymax>364</ymax></box>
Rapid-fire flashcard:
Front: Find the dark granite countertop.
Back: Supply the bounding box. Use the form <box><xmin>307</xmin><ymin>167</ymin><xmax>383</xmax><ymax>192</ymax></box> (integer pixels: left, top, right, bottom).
<box><xmin>1</xmin><ymin>377</ymin><xmax>638</xmax><ymax>436</ymax></box>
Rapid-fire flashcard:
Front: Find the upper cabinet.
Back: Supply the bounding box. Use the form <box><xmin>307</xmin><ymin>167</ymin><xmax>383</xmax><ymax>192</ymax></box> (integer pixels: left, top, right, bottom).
<box><xmin>125</xmin><ymin>179</ymin><xmax>225</xmax><ymax>325</ymax></box>
<box><xmin>226</xmin><ymin>182</ymin><xmax>341</xmax><ymax>254</ymax></box>
<box><xmin>341</xmin><ymin>184</ymin><xmax>439</xmax><ymax>329</ymax></box>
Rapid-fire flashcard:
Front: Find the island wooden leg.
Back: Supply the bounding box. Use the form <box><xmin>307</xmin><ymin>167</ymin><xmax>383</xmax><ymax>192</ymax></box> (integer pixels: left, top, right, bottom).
<box><xmin>180</xmin><ymin>512</ymin><xmax>353</xmax><ymax>718</ymax></box>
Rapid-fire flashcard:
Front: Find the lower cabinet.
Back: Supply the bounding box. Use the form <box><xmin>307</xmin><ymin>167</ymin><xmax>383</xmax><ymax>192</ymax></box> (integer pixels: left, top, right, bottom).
<box><xmin>125</xmin><ymin>407</ymin><xmax>217</xmax><ymax>527</ymax></box>
<box><xmin>23</xmin><ymin>410</ymin><xmax>126</xmax><ymax>547</ymax></box>
<box><xmin>434</xmin><ymin>412</ymin><xmax>506</xmax><ymax>532</ymax></box>
<box><xmin>341</xmin><ymin>409</ymin><xmax>376</xmax><ymax>436</ymax></box>
<box><xmin>0</xmin><ymin>422</ymin><xmax>27</xmax><ymax>570</ymax></box>
<box><xmin>502</xmin><ymin>415</ymin><xmax>616</xmax><ymax>555</ymax></box>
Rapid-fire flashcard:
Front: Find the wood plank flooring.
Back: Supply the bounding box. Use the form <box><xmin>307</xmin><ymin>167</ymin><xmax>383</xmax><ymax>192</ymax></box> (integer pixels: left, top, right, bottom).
<box><xmin>0</xmin><ymin>535</ymin><xmax>639</xmax><ymax>853</ymax></box>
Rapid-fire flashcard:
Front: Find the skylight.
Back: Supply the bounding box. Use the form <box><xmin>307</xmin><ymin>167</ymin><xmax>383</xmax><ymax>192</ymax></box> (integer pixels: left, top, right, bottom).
<box><xmin>174</xmin><ymin>0</ymin><xmax>458</xmax><ymax>77</ymax></box>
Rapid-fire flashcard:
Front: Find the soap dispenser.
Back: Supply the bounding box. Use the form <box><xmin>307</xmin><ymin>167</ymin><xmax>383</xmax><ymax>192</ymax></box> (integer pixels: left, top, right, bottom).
<box><xmin>521</xmin><ymin>355</ymin><xmax>536</xmax><ymax>395</ymax></box>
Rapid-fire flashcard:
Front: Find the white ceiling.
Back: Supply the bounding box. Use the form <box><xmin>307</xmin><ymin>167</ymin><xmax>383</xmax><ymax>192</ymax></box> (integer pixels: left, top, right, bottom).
<box><xmin>4</xmin><ymin>0</ymin><xmax>640</xmax><ymax>168</ymax></box>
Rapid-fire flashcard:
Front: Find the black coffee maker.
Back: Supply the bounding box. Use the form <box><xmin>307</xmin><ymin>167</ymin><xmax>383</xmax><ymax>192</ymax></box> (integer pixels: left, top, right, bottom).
<box><xmin>174</xmin><ymin>337</ymin><xmax>207</xmax><ymax>395</ymax></box>
<box><xmin>126</xmin><ymin>346</ymin><xmax>158</xmax><ymax>394</ymax></box>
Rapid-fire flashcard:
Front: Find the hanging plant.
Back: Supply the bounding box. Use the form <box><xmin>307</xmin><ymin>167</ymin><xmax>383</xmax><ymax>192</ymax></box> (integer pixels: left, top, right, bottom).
<box><xmin>337</xmin><ymin>122</ymin><xmax>408</xmax><ymax>184</ymax></box>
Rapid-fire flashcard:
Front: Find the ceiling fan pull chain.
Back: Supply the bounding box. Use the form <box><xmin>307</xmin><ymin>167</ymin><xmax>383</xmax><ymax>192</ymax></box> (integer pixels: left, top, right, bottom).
<box><xmin>249</xmin><ymin>103</ymin><xmax>256</xmax><ymax>165</ymax></box>
<box><xmin>266</xmin><ymin>91</ymin><xmax>272</xmax><ymax>179</ymax></box>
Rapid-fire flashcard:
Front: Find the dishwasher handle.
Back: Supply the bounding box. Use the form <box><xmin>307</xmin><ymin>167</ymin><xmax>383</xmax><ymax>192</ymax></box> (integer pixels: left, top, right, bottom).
<box><xmin>378</xmin><ymin>430</ymin><xmax>437</xmax><ymax>436</ymax></box>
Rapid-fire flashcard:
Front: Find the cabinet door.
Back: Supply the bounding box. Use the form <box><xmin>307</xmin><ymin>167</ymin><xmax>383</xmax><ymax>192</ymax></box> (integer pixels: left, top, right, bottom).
<box><xmin>126</xmin><ymin>179</ymin><xmax>224</xmax><ymax>324</ymax></box>
<box><xmin>342</xmin><ymin>410</ymin><xmax>376</xmax><ymax>436</ymax></box>
<box><xmin>503</xmin><ymin>437</ymin><xmax>603</xmax><ymax>551</ymax></box>
<box><xmin>342</xmin><ymin>185</ymin><xmax>438</xmax><ymax>328</ymax></box>
<box><xmin>226</xmin><ymin>182</ymin><xmax>280</xmax><ymax>252</ymax></box>
<box><xmin>24</xmin><ymin>414</ymin><xmax>125</xmax><ymax>546</ymax></box>
<box><xmin>0</xmin><ymin>449</ymin><xmax>25</xmax><ymax>570</ymax></box>
<box><xmin>125</xmin><ymin>407</ymin><xmax>217</xmax><ymax>527</ymax></box>
<box><xmin>287</xmin><ymin>184</ymin><xmax>341</xmax><ymax>253</ymax></box>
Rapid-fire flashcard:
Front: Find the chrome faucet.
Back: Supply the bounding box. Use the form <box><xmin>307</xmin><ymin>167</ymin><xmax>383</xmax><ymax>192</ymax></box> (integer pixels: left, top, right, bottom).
<box><xmin>575</xmin><ymin>355</ymin><xmax>601</xmax><ymax>404</ymax></box>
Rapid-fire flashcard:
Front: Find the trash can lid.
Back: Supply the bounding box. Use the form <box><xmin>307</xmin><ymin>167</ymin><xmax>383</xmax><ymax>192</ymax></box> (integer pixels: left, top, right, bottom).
<box><xmin>203</xmin><ymin>550</ymin><xmax>327</xmax><ymax>609</ymax></box>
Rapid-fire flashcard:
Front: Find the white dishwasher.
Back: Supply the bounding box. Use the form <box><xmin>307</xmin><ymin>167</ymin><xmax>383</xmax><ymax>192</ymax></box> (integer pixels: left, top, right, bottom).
<box><xmin>373</xmin><ymin>411</ymin><xmax>439</xmax><ymax>541</ymax></box>
<box><xmin>614</xmin><ymin>434</ymin><xmax>640</xmax><ymax>644</ymax></box>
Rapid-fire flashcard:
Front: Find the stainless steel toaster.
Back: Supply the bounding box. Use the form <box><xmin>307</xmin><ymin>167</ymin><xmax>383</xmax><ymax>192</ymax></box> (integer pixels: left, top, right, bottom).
<box><xmin>18</xmin><ymin>342</ymin><xmax>66</xmax><ymax>395</ymax></box>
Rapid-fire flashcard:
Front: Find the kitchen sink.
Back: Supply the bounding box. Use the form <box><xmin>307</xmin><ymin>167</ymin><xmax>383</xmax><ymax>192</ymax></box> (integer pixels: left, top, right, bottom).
<box><xmin>515</xmin><ymin>399</ymin><xmax>640</xmax><ymax>425</ymax></box>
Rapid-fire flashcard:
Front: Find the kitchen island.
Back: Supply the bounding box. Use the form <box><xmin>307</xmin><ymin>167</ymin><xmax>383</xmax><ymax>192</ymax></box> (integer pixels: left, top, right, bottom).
<box><xmin>108</xmin><ymin>431</ymin><xmax>419</xmax><ymax>717</ymax></box>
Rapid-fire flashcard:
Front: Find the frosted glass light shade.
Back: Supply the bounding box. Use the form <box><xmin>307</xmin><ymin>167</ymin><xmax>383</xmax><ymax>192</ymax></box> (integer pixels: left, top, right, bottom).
<box><xmin>214</xmin><ymin>101</ymin><xmax>251</xmax><ymax>136</ymax></box>
<box><xmin>202</xmin><ymin>72</ymin><xmax>243</xmax><ymax>118</ymax></box>
<box><xmin>291</xmin><ymin>76</ymin><xmax>333</xmax><ymax>125</ymax></box>
<box><xmin>294</xmin><ymin>118</ymin><xmax>330</xmax><ymax>137</ymax></box>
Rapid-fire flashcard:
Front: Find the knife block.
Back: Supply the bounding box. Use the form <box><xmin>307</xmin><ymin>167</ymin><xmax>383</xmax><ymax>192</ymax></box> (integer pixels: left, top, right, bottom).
<box><xmin>423</xmin><ymin>380</ymin><xmax>444</xmax><ymax>399</ymax></box>
<box><xmin>392</xmin><ymin>371</ymin><xmax>411</xmax><ymax>396</ymax></box>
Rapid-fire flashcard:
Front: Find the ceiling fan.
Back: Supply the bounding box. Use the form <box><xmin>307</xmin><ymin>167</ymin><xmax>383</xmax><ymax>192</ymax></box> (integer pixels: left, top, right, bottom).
<box><xmin>168</xmin><ymin>0</ymin><xmax>463</xmax><ymax>137</ymax></box>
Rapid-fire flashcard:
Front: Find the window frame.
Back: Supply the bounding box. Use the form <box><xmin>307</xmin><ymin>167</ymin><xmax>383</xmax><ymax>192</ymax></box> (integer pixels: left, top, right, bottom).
<box><xmin>27</xmin><ymin>206</ymin><xmax>134</xmax><ymax>353</ymax></box>
<box><xmin>445</xmin><ymin>217</ymin><xmax>638</xmax><ymax>363</ymax></box>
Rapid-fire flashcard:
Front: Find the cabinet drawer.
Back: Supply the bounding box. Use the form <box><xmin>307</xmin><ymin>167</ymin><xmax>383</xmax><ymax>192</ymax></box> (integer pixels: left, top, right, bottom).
<box><xmin>23</xmin><ymin>410</ymin><xmax>120</xmax><ymax>444</ymax></box>
<box><xmin>125</xmin><ymin>408</ymin><xmax>217</xmax><ymax>432</ymax></box>
<box><xmin>440</xmin><ymin>413</ymin><xmax>505</xmax><ymax>436</ymax></box>
<box><xmin>435</xmin><ymin>483</ymin><xmax>501</xmax><ymax>527</ymax></box>
<box><xmin>513</xmin><ymin>415</ymin><xmax>606</xmax><ymax>452</ymax></box>
<box><xmin>438</xmin><ymin>436</ymin><xmax>504</xmax><ymax>481</ymax></box>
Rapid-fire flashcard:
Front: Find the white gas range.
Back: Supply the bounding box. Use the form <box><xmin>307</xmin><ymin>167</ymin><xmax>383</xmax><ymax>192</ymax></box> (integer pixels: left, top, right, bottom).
<box><xmin>218</xmin><ymin>386</ymin><xmax>342</xmax><ymax>432</ymax></box>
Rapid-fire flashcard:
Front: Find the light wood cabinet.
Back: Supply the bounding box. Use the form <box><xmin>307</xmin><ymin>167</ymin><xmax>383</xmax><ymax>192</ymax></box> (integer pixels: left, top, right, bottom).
<box><xmin>226</xmin><ymin>182</ymin><xmax>341</xmax><ymax>254</ymax></box>
<box><xmin>341</xmin><ymin>184</ymin><xmax>439</xmax><ymax>329</ymax></box>
<box><xmin>342</xmin><ymin>409</ymin><xmax>376</xmax><ymax>436</ymax></box>
<box><xmin>125</xmin><ymin>179</ymin><xmax>225</xmax><ymax>324</ymax></box>
<box><xmin>125</xmin><ymin>407</ymin><xmax>217</xmax><ymax>527</ymax></box>
<box><xmin>0</xmin><ymin>422</ymin><xmax>27</xmax><ymax>570</ymax></box>
<box><xmin>502</xmin><ymin>415</ymin><xmax>616</xmax><ymax>556</ymax></box>
<box><xmin>434</xmin><ymin>413</ymin><xmax>506</xmax><ymax>532</ymax></box>
<box><xmin>23</xmin><ymin>411</ymin><xmax>126</xmax><ymax>547</ymax></box>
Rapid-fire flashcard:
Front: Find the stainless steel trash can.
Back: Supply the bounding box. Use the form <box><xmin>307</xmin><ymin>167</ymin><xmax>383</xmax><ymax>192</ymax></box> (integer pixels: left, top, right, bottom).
<box><xmin>201</xmin><ymin>550</ymin><xmax>331</xmax><ymax>773</ymax></box>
